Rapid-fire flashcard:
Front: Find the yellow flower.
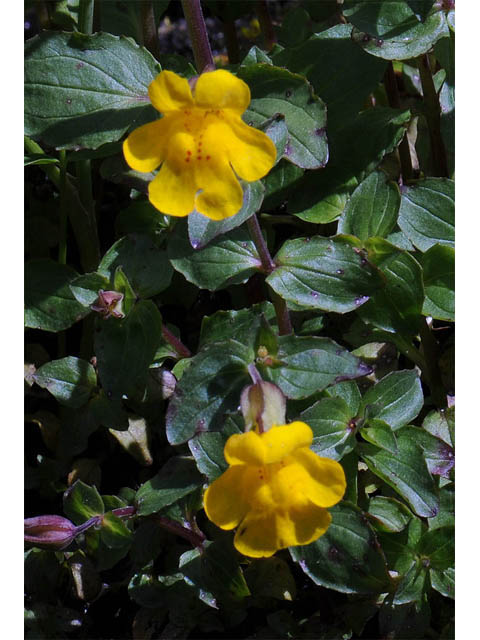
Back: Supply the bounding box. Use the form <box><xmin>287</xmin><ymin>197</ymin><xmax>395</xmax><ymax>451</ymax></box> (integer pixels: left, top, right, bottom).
<box><xmin>204</xmin><ymin>421</ymin><xmax>346</xmax><ymax>558</ymax></box>
<box><xmin>123</xmin><ymin>69</ymin><xmax>276</xmax><ymax>220</ymax></box>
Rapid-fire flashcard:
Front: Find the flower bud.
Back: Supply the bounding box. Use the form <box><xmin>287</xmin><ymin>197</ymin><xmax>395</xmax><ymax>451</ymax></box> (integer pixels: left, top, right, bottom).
<box><xmin>90</xmin><ymin>290</ymin><xmax>124</xmax><ymax>319</ymax></box>
<box><xmin>24</xmin><ymin>515</ymin><xmax>77</xmax><ymax>550</ymax></box>
<box><xmin>240</xmin><ymin>375</ymin><xmax>286</xmax><ymax>434</ymax></box>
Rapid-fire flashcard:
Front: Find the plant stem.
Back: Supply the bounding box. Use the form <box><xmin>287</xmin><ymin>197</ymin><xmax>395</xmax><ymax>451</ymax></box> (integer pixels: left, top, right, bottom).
<box><xmin>418</xmin><ymin>53</ymin><xmax>449</xmax><ymax>177</ymax></box>
<box><xmin>384</xmin><ymin>62</ymin><xmax>413</xmax><ymax>182</ymax></box>
<box><xmin>140</xmin><ymin>1</ymin><xmax>160</xmax><ymax>59</ymax></box>
<box><xmin>419</xmin><ymin>317</ymin><xmax>447</xmax><ymax>408</ymax></box>
<box><xmin>152</xmin><ymin>515</ymin><xmax>206</xmax><ymax>550</ymax></box>
<box><xmin>78</xmin><ymin>0</ymin><xmax>94</xmax><ymax>34</ymax></box>
<box><xmin>58</xmin><ymin>151</ymin><xmax>68</xmax><ymax>265</ymax></box>
<box><xmin>162</xmin><ymin>324</ymin><xmax>191</xmax><ymax>358</ymax></box>
<box><xmin>255</xmin><ymin>0</ymin><xmax>276</xmax><ymax>52</ymax></box>
<box><xmin>223</xmin><ymin>19</ymin><xmax>240</xmax><ymax>64</ymax></box>
<box><xmin>25</xmin><ymin>137</ymin><xmax>100</xmax><ymax>272</ymax></box>
<box><xmin>181</xmin><ymin>0</ymin><xmax>214</xmax><ymax>72</ymax></box>
<box><xmin>246</xmin><ymin>215</ymin><xmax>292</xmax><ymax>336</ymax></box>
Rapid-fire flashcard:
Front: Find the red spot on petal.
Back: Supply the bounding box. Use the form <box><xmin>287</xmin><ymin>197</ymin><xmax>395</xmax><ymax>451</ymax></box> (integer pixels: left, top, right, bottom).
<box><xmin>187</xmin><ymin>150</ymin><xmax>192</xmax><ymax>155</ymax></box>
<box><xmin>197</xmin><ymin>156</ymin><xmax>202</xmax><ymax>160</ymax></box>
<box><xmin>206</xmin><ymin>155</ymin><xmax>211</xmax><ymax>160</ymax></box>
<box><xmin>185</xmin><ymin>158</ymin><xmax>190</xmax><ymax>162</ymax></box>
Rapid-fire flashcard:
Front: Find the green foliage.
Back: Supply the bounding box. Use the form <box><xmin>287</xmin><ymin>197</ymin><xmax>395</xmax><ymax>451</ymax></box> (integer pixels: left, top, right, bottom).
<box><xmin>24</xmin><ymin>1</ymin><xmax>454</xmax><ymax>638</ymax></box>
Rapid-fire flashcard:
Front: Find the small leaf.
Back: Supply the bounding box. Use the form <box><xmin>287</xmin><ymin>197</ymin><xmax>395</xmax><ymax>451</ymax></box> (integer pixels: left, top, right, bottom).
<box><xmin>398</xmin><ymin>178</ymin><xmax>455</xmax><ymax>252</ymax></box>
<box><xmin>401</xmin><ymin>426</ymin><xmax>454</xmax><ymax>479</ymax></box>
<box><xmin>338</xmin><ymin>171</ymin><xmax>400</xmax><ymax>242</ymax></box>
<box><xmin>262</xmin><ymin>335</ymin><xmax>372</xmax><ymax>400</ymax></box>
<box><xmin>417</xmin><ymin>526</ymin><xmax>454</xmax><ymax>570</ymax></box>
<box><xmin>393</xmin><ymin>561</ymin><xmax>427</xmax><ymax>605</ymax></box>
<box><xmin>267</xmin><ymin>235</ymin><xmax>384</xmax><ymax>313</ymax></box>
<box><xmin>135</xmin><ymin>457</ymin><xmax>203</xmax><ymax>516</ymax></box>
<box><xmin>168</xmin><ymin>226</ymin><xmax>261</xmax><ymax>291</ymax></box>
<box><xmin>430</xmin><ymin>567</ymin><xmax>455</xmax><ymax>599</ymax></box>
<box><xmin>199</xmin><ymin>303</ymin><xmax>276</xmax><ymax>350</ymax></box>
<box><xmin>25</xmin><ymin>260</ymin><xmax>88</xmax><ymax>332</ymax></box>
<box><xmin>34</xmin><ymin>357</ymin><xmax>97</xmax><ymax>409</ymax></box>
<box><xmin>361</xmin><ymin>419</ymin><xmax>398</xmax><ymax>454</ymax></box>
<box><xmin>300</xmin><ymin>397</ymin><xmax>356</xmax><ymax>461</ymax></box>
<box><xmin>98</xmin><ymin>234</ymin><xmax>173</xmax><ymax>298</ymax></box>
<box><xmin>70</xmin><ymin>272</ymin><xmax>111</xmax><ymax>307</ymax></box>
<box><xmin>100</xmin><ymin>512</ymin><xmax>133</xmax><ymax>549</ymax></box>
<box><xmin>245</xmin><ymin>557</ymin><xmax>297</xmax><ymax>601</ymax></box>
<box><xmin>420</xmin><ymin>244</ymin><xmax>454</xmax><ymax>321</ymax></box>
<box><xmin>291</xmin><ymin>502</ymin><xmax>391</xmax><ymax>594</ymax></box>
<box><xmin>63</xmin><ymin>480</ymin><xmax>104</xmax><ymax>525</ymax></box>
<box><xmin>368</xmin><ymin>496</ymin><xmax>412</xmax><ymax>533</ymax></box>
<box><xmin>189</xmin><ymin>417</ymin><xmax>242</xmax><ymax>481</ymax></box>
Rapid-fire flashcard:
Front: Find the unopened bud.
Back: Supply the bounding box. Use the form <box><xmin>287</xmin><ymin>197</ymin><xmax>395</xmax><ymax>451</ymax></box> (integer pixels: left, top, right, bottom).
<box><xmin>91</xmin><ymin>290</ymin><xmax>124</xmax><ymax>319</ymax></box>
<box><xmin>241</xmin><ymin>366</ymin><xmax>286</xmax><ymax>433</ymax></box>
<box><xmin>24</xmin><ymin>515</ymin><xmax>77</xmax><ymax>550</ymax></box>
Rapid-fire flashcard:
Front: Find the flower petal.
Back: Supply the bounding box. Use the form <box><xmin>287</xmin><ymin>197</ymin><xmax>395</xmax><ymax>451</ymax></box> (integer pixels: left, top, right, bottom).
<box><xmin>123</xmin><ymin>117</ymin><xmax>172</xmax><ymax>173</ymax></box>
<box><xmin>233</xmin><ymin>504</ymin><xmax>331</xmax><ymax>558</ymax></box>
<box><xmin>148</xmin><ymin>70</ymin><xmax>194</xmax><ymax>113</ymax></box>
<box><xmin>261</xmin><ymin>422</ymin><xmax>313</xmax><ymax>464</ymax></box>
<box><xmin>148</xmin><ymin>160</ymin><xmax>196</xmax><ymax>217</ymax></box>
<box><xmin>291</xmin><ymin>449</ymin><xmax>346</xmax><ymax>508</ymax></box>
<box><xmin>224</xmin><ymin>431</ymin><xmax>266</xmax><ymax>466</ymax></box>
<box><xmin>224</xmin><ymin>115</ymin><xmax>277</xmax><ymax>181</ymax></box>
<box><xmin>194</xmin><ymin>69</ymin><xmax>250</xmax><ymax>114</ymax></box>
<box><xmin>203</xmin><ymin>466</ymin><xmax>252</xmax><ymax>529</ymax></box>
<box><xmin>194</xmin><ymin>155</ymin><xmax>244</xmax><ymax>220</ymax></box>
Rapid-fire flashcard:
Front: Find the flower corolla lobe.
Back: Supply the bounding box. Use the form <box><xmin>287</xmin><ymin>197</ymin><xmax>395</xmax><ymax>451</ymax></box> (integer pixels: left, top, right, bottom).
<box><xmin>123</xmin><ymin>69</ymin><xmax>276</xmax><ymax>220</ymax></box>
<box><xmin>204</xmin><ymin>421</ymin><xmax>346</xmax><ymax>558</ymax></box>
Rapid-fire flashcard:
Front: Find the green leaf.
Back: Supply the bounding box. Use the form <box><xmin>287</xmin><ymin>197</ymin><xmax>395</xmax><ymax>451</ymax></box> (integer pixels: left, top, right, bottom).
<box><xmin>115</xmin><ymin>200</ymin><xmax>169</xmax><ymax>239</ymax></box>
<box><xmin>24</xmin><ymin>153</ymin><xmax>59</xmax><ymax>167</ymax></box>
<box><xmin>70</xmin><ymin>272</ymin><xmax>111</xmax><ymax>307</ymax></box>
<box><xmin>135</xmin><ymin>456</ymin><xmax>203</xmax><ymax>516</ymax></box>
<box><xmin>428</xmin><ymin>483</ymin><xmax>454</xmax><ymax>531</ymax></box>
<box><xmin>33</xmin><ymin>357</ymin><xmax>96</xmax><ymax>409</ymax></box>
<box><xmin>347</xmin><ymin>3</ymin><xmax>449</xmax><ymax>60</ymax></box>
<box><xmin>290</xmin><ymin>502</ymin><xmax>391</xmax><ymax>594</ymax></box>
<box><xmin>420</xmin><ymin>244</ymin><xmax>454</xmax><ymax>321</ymax></box>
<box><xmin>417</xmin><ymin>526</ymin><xmax>454</xmax><ymax>570</ymax></box>
<box><xmin>360</xmin><ymin>370</ymin><xmax>423</xmax><ymax>430</ymax></box>
<box><xmin>368</xmin><ymin>496</ymin><xmax>412</xmax><ymax>533</ymax></box>
<box><xmin>199</xmin><ymin>303</ymin><xmax>276</xmax><ymax>350</ymax></box>
<box><xmin>267</xmin><ymin>235</ymin><xmax>384</xmax><ymax>313</ymax></box>
<box><xmin>300</xmin><ymin>397</ymin><xmax>356</xmax><ymax>461</ymax></box>
<box><xmin>168</xmin><ymin>226</ymin><xmax>261</xmax><ymax>292</ymax></box>
<box><xmin>398</xmin><ymin>178</ymin><xmax>455</xmax><ymax>252</ymax></box>
<box><xmin>430</xmin><ymin>567</ymin><xmax>454</xmax><ymax>599</ymax></box>
<box><xmin>25</xmin><ymin>260</ymin><xmax>88</xmax><ymax>332</ymax></box>
<box><xmin>278</xmin><ymin>7</ymin><xmax>313</xmax><ymax>47</ymax></box>
<box><xmin>100</xmin><ymin>512</ymin><xmax>133</xmax><ymax>549</ymax></box>
<box><xmin>323</xmin><ymin>380</ymin><xmax>362</xmax><ymax>415</ymax></box>
<box><xmin>272</xmin><ymin>24</ymin><xmax>387</xmax><ymax>127</ymax></box>
<box><xmin>361</xmin><ymin>419</ymin><xmax>398</xmax><ymax>454</ymax></box>
<box><xmin>338</xmin><ymin>171</ymin><xmax>400</xmax><ymax>242</ymax></box>
<box><xmin>189</xmin><ymin>417</ymin><xmax>242</xmax><ymax>481</ymax></box>
<box><xmin>25</xmin><ymin>31</ymin><xmax>160</xmax><ymax>149</ymax></box>
<box><xmin>240</xmin><ymin>45</ymin><xmax>273</xmax><ymax>67</ymax></box>
<box><xmin>98</xmin><ymin>234</ymin><xmax>172</xmax><ymax>298</ymax></box>
<box><xmin>262</xmin><ymin>335</ymin><xmax>372</xmax><ymax>400</ymax></box>
<box><xmin>358</xmin><ymin>238</ymin><xmax>424</xmax><ymax>335</ymax></box>
<box><xmin>187</xmin><ymin>180</ymin><xmax>265</xmax><ymax>250</ymax></box>
<box><xmin>393</xmin><ymin>561</ymin><xmax>427</xmax><ymax>605</ymax></box>
<box><xmin>263</xmin><ymin>160</ymin><xmax>304</xmax><ymax>211</ymax></box>
<box><xmin>238</xmin><ymin>64</ymin><xmax>328</xmax><ymax>169</ymax></box>
<box><xmin>422</xmin><ymin>408</ymin><xmax>453</xmax><ymax>447</ymax></box>
<box><xmin>360</xmin><ymin>433</ymin><xmax>438</xmax><ymax>518</ymax></box>
<box><xmin>166</xmin><ymin>340</ymin><xmax>253</xmax><ymax>445</ymax></box>
<box><xmin>94</xmin><ymin>300</ymin><xmax>163</xmax><ymax>399</ymax></box>
<box><xmin>401</xmin><ymin>426</ymin><xmax>454</xmax><ymax>479</ymax></box>
<box><xmin>245</xmin><ymin>556</ymin><xmax>297</xmax><ymax>600</ymax></box>
<box><xmin>63</xmin><ymin>480</ymin><xmax>104</xmax><ymax>525</ymax></box>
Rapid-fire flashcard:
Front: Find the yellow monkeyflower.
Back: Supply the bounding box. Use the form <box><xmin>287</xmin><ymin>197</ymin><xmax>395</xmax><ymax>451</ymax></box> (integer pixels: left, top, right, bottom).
<box><xmin>123</xmin><ymin>69</ymin><xmax>276</xmax><ymax>220</ymax></box>
<box><xmin>204</xmin><ymin>421</ymin><xmax>346</xmax><ymax>558</ymax></box>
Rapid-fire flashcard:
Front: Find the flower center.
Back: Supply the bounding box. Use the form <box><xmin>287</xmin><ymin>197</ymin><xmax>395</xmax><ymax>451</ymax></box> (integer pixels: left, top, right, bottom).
<box><xmin>179</xmin><ymin>108</ymin><xmax>224</xmax><ymax>165</ymax></box>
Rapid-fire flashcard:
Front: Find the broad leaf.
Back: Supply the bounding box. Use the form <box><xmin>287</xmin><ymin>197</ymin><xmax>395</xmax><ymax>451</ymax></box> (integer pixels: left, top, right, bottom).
<box><xmin>261</xmin><ymin>335</ymin><xmax>372</xmax><ymax>400</ymax></box>
<box><xmin>189</xmin><ymin>417</ymin><xmax>242</xmax><ymax>482</ymax></box>
<box><xmin>360</xmin><ymin>370</ymin><xmax>424</xmax><ymax>430</ymax></box>
<box><xmin>24</xmin><ymin>31</ymin><xmax>159</xmax><ymax>149</ymax></box>
<box><xmin>338</xmin><ymin>171</ymin><xmax>400</xmax><ymax>242</ymax></box>
<box><xmin>168</xmin><ymin>226</ymin><xmax>261</xmax><ymax>291</ymax></box>
<box><xmin>393</xmin><ymin>561</ymin><xmax>427</xmax><ymax>605</ymax></box>
<box><xmin>34</xmin><ymin>357</ymin><xmax>96</xmax><ymax>409</ymax></box>
<box><xmin>267</xmin><ymin>235</ymin><xmax>384</xmax><ymax>313</ymax></box>
<box><xmin>401</xmin><ymin>426</ymin><xmax>454</xmax><ymax>479</ymax></box>
<box><xmin>98</xmin><ymin>234</ymin><xmax>173</xmax><ymax>298</ymax></box>
<box><xmin>360</xmin><ymin>432</ymin><xmax>438</xmax><ymax>518</ymax></box>
<box><xmin>398</xmin><ymin>178</ymin><xmax>455</xmax><ymax>252</ymax></box>
<box><xmin>368</xmin><ymin>496</ymin><xmax>412</xmax><ymax>533</ymax></box>
<box><xmin>417</xmin><ymin>526</ymin><xmax>454</xmax><ymax>570</ymax></box>
<box><xmin>291</xmin><ymin>502</ymin><xmax>391</xmax><ymax>594</ymax></box>
<box><xmin>238</xmin><ymin>64</ymin><xmax>328</xmax><ymax>169</ymax></box>
<box><xmin>100</xmin><ymin>512</ymin><xmax>133</xmax><ymax>549</ymax></box>
<box><xmin>166</xmin><ymin>340</ymin><xmax>253</xmax><ymax>445</ymax></box>
<box><xmin>420</xmin><ymin>244</ymin><xmax>455</xmax><ymax>321</ymax></box>
<box><xmin>199</xmin><ymin>303</ymin><xmax>276</xmax><ymax>350</ymax></box>
<box><xmin>94</xmin><ymin>300</ymin><xmax>163</xmax><ymax>399</ymax></box>
<box><xmin>430</xmin><ymin>567</ymin><xmax>455</xmax><ymax>599</ymax></box>
<box><xmin>360</xmin><ymin>419</ymin><xmax>398</xmax><ymax>454</ymax></box>
<box><xmin>63</xmin><ymin>480</ymin><xmax>104</xmax><ymax>525</ymax></box>
<box><xmin>70</xmin><ymin>272</ymin><xmax>111</xmax><ymax>307</ymax></box>
<box><xmin>25</xmin><ymin>260</ymin><xmax>88</xmax><ymax>332</ymax></box>
<box><xmin>136</xmin><ymin>457</ymin><xmax>203</xmax><ymax>516</ymax></box>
